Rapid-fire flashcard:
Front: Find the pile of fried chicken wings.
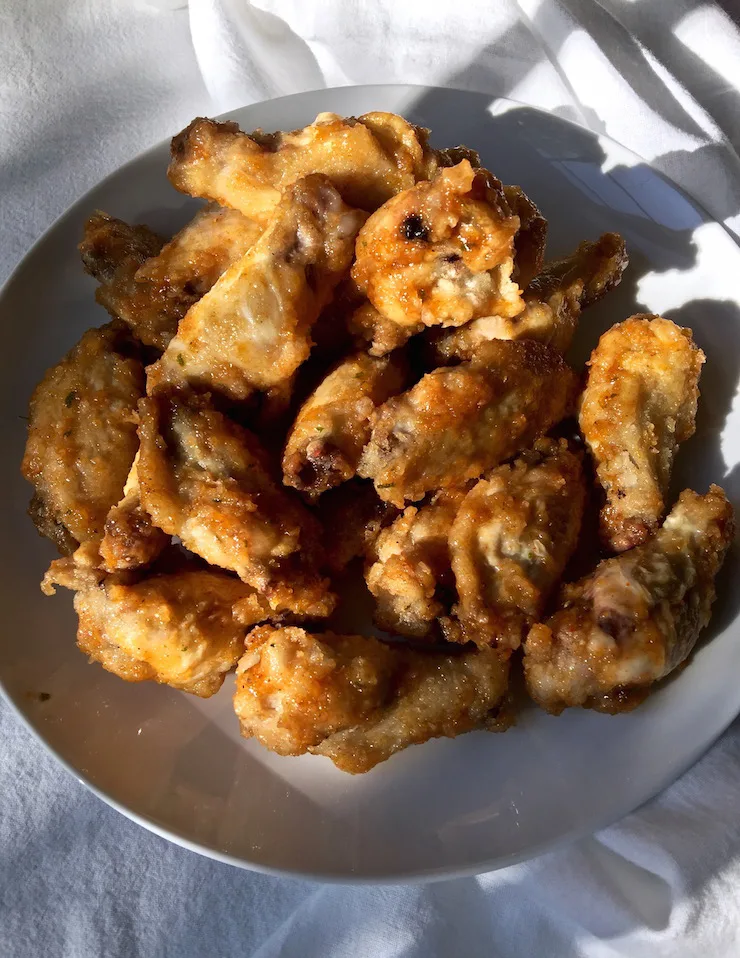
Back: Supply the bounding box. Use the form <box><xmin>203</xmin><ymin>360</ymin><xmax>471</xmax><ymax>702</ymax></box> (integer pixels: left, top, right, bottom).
<box><xmin>22</xmin><ymin>111</ymin><xmax>734</xmax><ymax>773</ymax></box>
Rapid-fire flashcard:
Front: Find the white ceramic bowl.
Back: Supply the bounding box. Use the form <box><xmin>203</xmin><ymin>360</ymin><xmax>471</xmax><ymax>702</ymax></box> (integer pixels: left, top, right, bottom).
<box><xmin>3</xmin><ymin>85</ymin><xmax>740</xmax><ymax>882</ymax></box>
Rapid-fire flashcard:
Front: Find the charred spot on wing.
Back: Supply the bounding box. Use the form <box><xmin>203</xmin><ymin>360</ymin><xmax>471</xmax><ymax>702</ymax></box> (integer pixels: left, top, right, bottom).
<box><xmin>401</xmin><ymin>215</ymin><xmax>430</xmax><ymax>242</ymax></box>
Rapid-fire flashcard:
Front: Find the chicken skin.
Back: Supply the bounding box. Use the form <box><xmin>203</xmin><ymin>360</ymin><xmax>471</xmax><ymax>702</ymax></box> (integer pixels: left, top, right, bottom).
<box><xmin>98</xmin><ymin>455</ymin><xmax>169</xmax><ymax>573</ymax></box>
<box><xmin>137</xmin><ymin>389</ymin><xmax>334</xmax><ymax>617</ymax></box>
<box><xmin>580</xmin><ymin>315</ymin><xmax>704</xmax><ymax>553</ymax></box>
<box><xmin>168</xmin><ymin>111</ymin><xmax>447</xmax><ymax>221</ymax></box>
<box><xmin>358</xmin><ymin>339</ymin><xmax>577</xmax><ymax>506</ymax></box>
<box><xmin>365</xmin><ymin>488</ymin><xmax>468</xmax><ymax>638</ymax></box>
<box><xmin>351</xmin><ymin>161</ymin><xmax>523</xmax><ymax>354</ymax></box>
<box><xmin>429</xmin><ymin>232</ymin><xmax>628</xmax><ymax>364</ymax></box>
<box><xmin>282</xmin><ymin>351</ymin><xmax>407</xmax><ymax>497</ymax></box>
<box><xmin>82</xmin><ymin>206</ymin><xmax>263</xmax><ymax>350</ymax></box>
<box><xmin>234</xmin><ymin>625</ymin><xmax>510</xmax><ymax>773</ymax></box>
<box><xmin>79</xmin><ymin>211</ymin><xmax>164</xmax><ymax>286</ymax></box>
<box><xmin>524</xmin><ymin>486</ymin><xmax>734</xmax><ymax>714</ymax></box>
<box><xmin>148</xmin><ymin>175</ymin><xmax>365</xmax><ymax>403</ymax></box>
<box><xmin>22</xmin><ymin>323</ymin><xmax>144</xmax><ymax>553</ymax></box>
<box><xmin>504</xmin><ymin>184</ymin><xmax>548</xmax><ymax>288</ymax></box>
<box><xmin>443</xmin><ymin>439</ymin><xmax>586</xmax><ymax>651</ymax></box>
<box><xmin>44</xmin><ymin>553</ymin><xmax>269</xmax><ymax>698</ymax></box>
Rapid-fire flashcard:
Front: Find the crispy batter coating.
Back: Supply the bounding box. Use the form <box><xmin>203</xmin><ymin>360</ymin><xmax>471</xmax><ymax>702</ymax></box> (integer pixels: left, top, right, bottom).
<box><xmin>168</xmin><ymin>112</ymin><xmax>446</xmax><ymax>221</ymax></box>
<box><xmin>358</xmin><ymin>339</ymin><xmax>578</xmax><ymax>506</ymax></box>
<box><xmin>234</xmin><ymin>625</ymin><xmax>510</xmax><ymax>772</ymax></box>
<box><xmin>148</xmin><ymin>175</ymin><xmax>365</xmax><ymax>403</ymax></box>
<box><xmin>580</xmin><ymin>315</ymin><xmax>705</xmax><ymax>553</ymax></box>
<box><xmin>442</xmin><ymin>439</ymin><xmax>586</xmax><ymax>650</ymax></box>
<box><xmin>365</xmin><ymin>488</ymin><xmax>468</xmax><ymax>638</ymax></box>
<box><xmin>504</xmin><ymin>184</ymin><xmax>548</xmax><ymax>288</ymax></box>
<box><xmin>282</xmin><ymin>351</ymin><xmax>407</xmax><ymax>497</ymax></box>
<box><xmin>83</xmin><ymin>206</ymin><xmax>262</xmax><ymax>350</ymax></box>
<box><xmin>317</xmin><ymin>480</ymin><xmax>399</xmax><ymax>574</ymax></box>
<box><xmin>137</xmin><ymin>389</ymin><xmax>334</xmax><ymax>617</ymax></box>
<box><xmin>44</xmin><ymin>553</ymin><xmax>268</xmax><ymax>697</ymax></box>
<box><xmin>21</xmin><ymin>324</ymin><xmax>144</xmax><ymax>552</ymax></box>
<box><xmin>524</xmin><ymin>486</ymin><xmax>734</xmax><ymax>714</ymax></box>
<box><xmin>79</xmin><ymin>211</ymin><xmax>164</xmax><ymax>285</ymax></box>
<box><xmin>351</xmin><ymin>161</ymin><xmax>522</xmax><ymax>354</ymax></box>
<box><xmin>98</xmin><ymin>456</ymin><xmax>169</xmax><ymax>573</ymax></box>
<box><xmin>430</xmin><ymin>233</ymin><xmax>627</xmax><ymax>364</ymax></box>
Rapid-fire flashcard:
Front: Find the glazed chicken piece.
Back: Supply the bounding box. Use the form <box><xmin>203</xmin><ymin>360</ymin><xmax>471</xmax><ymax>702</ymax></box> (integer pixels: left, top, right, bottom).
<box><xmin>168</xmin><ymin>111</ymin><xmax>448</xmax><ymax>221</ymax></box>
<box><xmin>442</xmin><ymin>439</ymin><xmax>586</xmax><ymax>651</ymax></box>
<box><xmin>43</xmin><ymin>553</ymin><xmax>269</xmax><ymax>698</ymax></box>
<box><xmin>429</xmin><ymin>233</ymin><xmax>628</xmax><ymax>364</ymax></box>
<box><xmin>233</xmin><ymin>625</ymin><xmax>510</xmax><ymax>773</ymax></box>
<box><xmin>81</xmin><ymin>206</ymin><xmax>263</xmax><ymax>350</ymax></box>
<box><xmin>365</xmin><ymin>487</ymin><xmax>468</xmax><ymax>638</ymax></box>
<box><xmin>358</xmin><ymin>339</ymin><xmax>578</xmax><ymax>506</ymax></box>
<box><xmin>282</xmin><ymin>351</ymin><xmax>407</xmax><ymax>497</ymax></box>
<box><xmin>580</xmin><ymin>315</ymin><xmax>704</xmax><ymax>553</ymax></box>
<box><xmin>21</xmin><ymin>323</ymin><xmax>144</xmax><ymax>553</ymax></box>
<box><xmin>98</xmin><ymin>455</ymin><xmax>169</xmax><ymax>573</ymax></box>
<box><xmin>351</xmin><ymin>161</ymin><xmax>523</xmax><ymax>354</ymax></box>
<box><xmin>148</xmin><ymin>175</ymin><xmax>365</xmax><ymax>403</ymax></box>
<box><xmin>524</xmin><ymin>486</ymin><xmax>734</xmax><ymax>714</ymax></box>
<box><xmin>137</xmin><ymin>389</ymin><xmax>334</xmax><ymax>617</ymax></box>
<box><xmin>317</xmin><ymin>480</ymin><xmax>399</xmax><ymax>574</ymax></box>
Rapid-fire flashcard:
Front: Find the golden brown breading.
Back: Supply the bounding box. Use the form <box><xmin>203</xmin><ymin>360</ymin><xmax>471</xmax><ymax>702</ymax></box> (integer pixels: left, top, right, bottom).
<box><xmin>579</xmin><ymin>315</ymin><xmax>704</xmax><ymax>553</ymax></box>
<box><xmin>524</xmin><ymin>486</ymin><xmax>734</xmax><ymax>714</ymax></box>
<box><xmin>44</xmin><ymin>554</ymin><xmax>268</xmax><ymax>697</ymax></box>
<box><xmin>168</xmin><ymin>112</ymin><xmax>445</xmax><ymax>221</ymax></box>
<box><xmin>21</xmin><ymin>324</ymin><xmax>144</xmax><ymax>552</ymax></box>
<box><xmin>137</xmin><ymin>389</ymin><xmax>334</xmax><ymax>617</ymax></box>
<box><xmin>79</xmin><ymin>211</ymin><xmax>164</xmax><ymax>285</ymax></box>
<box><xmin>504</xmin><ymin>184</ymin><xmax>548</xmax><ymax>288</ymax></box>
<box><xmin>350</xmin><ymin>161</ymin><xmax>522</xmax><ymax>354</ymax></box>
<box><xmin>429</xmin><ymin>233</ymin><xmax>628</xmax><ymax>364</ymax></box>
<box><xmin>233</xmin><ymin>625</ymin><xmax>510</xmax><ymax>772</ymax></box>
<box><xmin>83</xmin><ymin>206</ymin><xmax>262</xmax><ymax>350</ymax></box>
<box><xmin>346</xmin><ymin>301</ymin><xmax>413</xmax><ymax>357</ymax></box>
<box><xmin>282</xmin><ymin>351</ymin><xmax>407</xmax><ymax>497</ymax></box>
<box><xmin>147</xmin><ymin>175</ymin><xmax>365</xmax><ymax>403</ymax></box>
<box><xmin>98</xmin><ymin>457</ymin><xmax>169</xmax><ymax>573</ymax></box>
<box><xmin>316</xmin><ymin>480</ymin><xmax>400</xmax><ymax>574</ymax></box>
<box><xmin>442</xmin><ymin>439</ymin><xmax>586</xmax><ymax>651</ymax></box>
<box><xmin>358</xmin><ymin>339</ymin><xmax>578</xmax><ymax>506</ymax></box>
<box><xmin>365</xmin><ymin>488</ymin><xmax>468</xmax><ymax>638</ymax></box>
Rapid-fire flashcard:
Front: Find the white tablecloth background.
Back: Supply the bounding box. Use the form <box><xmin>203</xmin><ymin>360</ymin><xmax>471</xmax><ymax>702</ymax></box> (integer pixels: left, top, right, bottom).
<box><xmin>3</xmin><ymin>2</ymin><xmax>740</xmax><ymax>954</ymax></box>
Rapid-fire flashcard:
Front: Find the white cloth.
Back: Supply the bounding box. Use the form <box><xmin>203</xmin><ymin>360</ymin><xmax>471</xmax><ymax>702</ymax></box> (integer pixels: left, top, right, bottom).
<box><xmin>3</xmin><ymin>1</ymin><xmax>740</xmax><ymax>955</ymax></box>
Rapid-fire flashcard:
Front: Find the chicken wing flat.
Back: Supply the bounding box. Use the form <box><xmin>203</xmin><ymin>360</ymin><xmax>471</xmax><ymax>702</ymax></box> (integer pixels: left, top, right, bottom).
<box><xmin>429</xmin><ymin>233</ymin><xmax>628</xmax><ymax>364</ymax></box>
<box><xmin>148</xmin><ymin>175</ymin><xmax>366</xmax><ymax>403</ymax></box>
<box><xmin>168</xmin><ymin>111</ymin><xmax>445</xmax><ymax>221</ymax></box>
<box><xmin>350</xmin><ymin>161</ymin><xmax>522</xmax><ymax>354</ymax></box>
<box><xmin>44</xmin><ymin>554</ymin><xmax>269</xmax><ymax>698</ymax></box>
<box><xmin>365</xmin><ymin>487</ymin><xmax>468</xmax><ymax>638</ymax></box>
<box><xmin>442</xmin><ymin>439</ymin><xmax>586</xmax><ymax>651</ymax></box>
<box><xmin>580</xmin><ymin>315</ymin><xmax>704</xmax><ymax>553</ymax></box>
<box><xmin>317</xmin><ymin>480</ymin><xmax>399</xmax><ymax>574</ymax></box>
<box><xmin>21</xmin><ymin>323</ymin><xmax>144</xmax><ymax>553</ymax></box>
<box><xmin>524</xmin><ymin>485</ymin><xmax>734</xmax><ymax>714</ymax></box>
<box><xmin>98</xmin><ymin>456</ymin><xmax>169</xmax><ymax>573</ymax></box>
<box><xmin>82</xmin><ymin>206</ymin><xmax>263</xmax><ymax>351</ymax></box>
<box><xmin>358</xmin><ymin>339</ymin><xmax>578</xmax><ymax>506</ymax></box>
<box><xmin>137</xmin><ymin>389</ymin><xmax>334</xmax><ymax>617</ymax></box>
<box><xmin>234</xmin><ymin>625</ymin><xmax>510</xmax><ymax>773</ymax></box>
<box><xmin>282</xmin><ymin>352</ymin><xmax>407</xmax><ymax>497</ymax></box>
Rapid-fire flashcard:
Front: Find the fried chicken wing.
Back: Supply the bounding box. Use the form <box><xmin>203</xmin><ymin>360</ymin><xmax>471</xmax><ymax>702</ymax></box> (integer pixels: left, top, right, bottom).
<box><xmin>234</xmin><ymin>625</ymin><xmax>510</xmax><ymax>772</ymax></box>
<box><xmin>317</xmin><ymin>480</ymin><xmax>399</xmax><ymax>574</ymax></box>
<box><xmin>21</xmin><ymin>324</ymin><xmax>144</xmax><ymax>552</ymax></box>
<box><xmin>137</xmin><ymin>390</ymin><xmax>334</xmax><ymax>617</ymax></box>
<box><xmin>504</xmin><ymin>184</ymin><xmax>548</xmax><ymax>288</ymax></box>
<box><xmin>282</xmin><ymin>351</ymin><xmax>407</xmax><ymax>497</ymax></box>
<box><xmin>82</xmin><ymin>206</ymin><xmax>263</xmax><ymax>350</ymax></box>
<box><xmin>98</xmin><ymin>456</ymin><xmax>169</xmax><ymax>573</ymax></box>
<box><xmin>442</xmin><ymin>439</ymin><xmax>586</xmax><ymax>650</ymax></box>
<box><xmin>79</xmin><ymin>211</ymin><xmax>164</xmax><ymax>285</ymax></box>
<box><xmin>168</xmin><ymin>112</ymin><xmax>444</xmax><ymax>221</ymax></box>
<box><xmin>580</xmin><ymin>315</ymin><xmax>704</xmax><ymax>553</ymax></box>
<box><xmin>44</xmin><ymin>554</ymin><xmax>268</xmax><ymax>697</ymax></box>
<box><xmin>524</xmin><ymin>486</ymin><xmax>734</xmax><ymax>714</ymax></box>
<box><xmin>148</xmin><ymin>175</ymin><xmax>365</xmax><ymax>402</ymax></box>
<box><xmin>365</xmin><ymin>487</ymin><xmax>468</xmax><ymax>638</ymax></box>
<box><xmin>358</xmin><ymin>339</ymin><xmax>578</xmax><ymax>506</ymax></box>
<box><xmin>350</xmin><ymin>161</ymin><xmax>522</xmax><ymax>354</ymax></box>
<box><xmin>429</xmin><ymin>233</ymin><xmax>628</xmax><ymax>364</ymax></box>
